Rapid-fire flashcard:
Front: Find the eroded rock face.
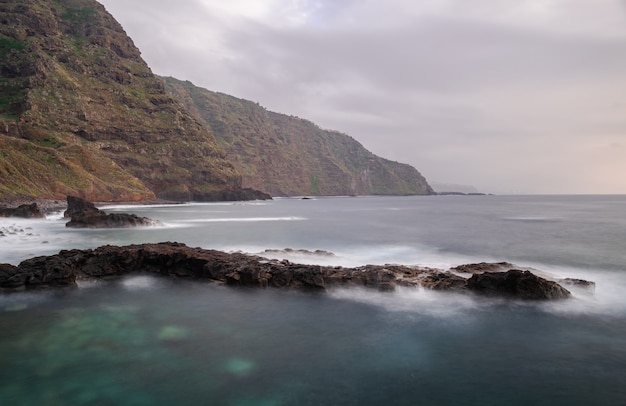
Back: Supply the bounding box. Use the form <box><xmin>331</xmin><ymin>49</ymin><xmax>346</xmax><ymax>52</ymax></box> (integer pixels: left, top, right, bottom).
<box><xmin>64</xmin><ymin>196</ymin><xmax>161</xmax><ymax>228</ymax></box>
<box><xmin>0</xmin><ymin>242</ymin><xmax>578</xmax><ymax>300</ymax></box>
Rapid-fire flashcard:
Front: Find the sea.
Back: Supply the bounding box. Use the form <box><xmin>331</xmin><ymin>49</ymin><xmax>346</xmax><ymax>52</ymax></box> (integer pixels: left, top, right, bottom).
<box><xmin>1</xmin><ymin>194</ymin><xmax>625</xmax><ymax>405</ymax></box>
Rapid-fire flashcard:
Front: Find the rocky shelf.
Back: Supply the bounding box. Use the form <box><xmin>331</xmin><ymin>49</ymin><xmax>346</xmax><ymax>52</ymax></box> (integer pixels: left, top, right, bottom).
<box><xmin>0</xmin><ymin>242</ymin><xmax>586</xmax><ymax>300</ymax></box>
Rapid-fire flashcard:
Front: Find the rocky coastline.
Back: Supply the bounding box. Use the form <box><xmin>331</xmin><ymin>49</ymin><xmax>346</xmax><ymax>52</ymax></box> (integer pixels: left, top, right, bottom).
<box><xmin>0</xmin><ymin>242</ymin><xmax>579</xmax><ymax>300</ymax></box>
<box><xmin>0</xmin><ymin>197</ymin><xmax>593</xmax><ymax>300</ymax></box>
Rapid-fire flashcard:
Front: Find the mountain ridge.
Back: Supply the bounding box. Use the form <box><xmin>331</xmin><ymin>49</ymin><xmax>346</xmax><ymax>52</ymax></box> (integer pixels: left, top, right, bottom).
<box><xmin>0</xmin><ymin>0</ymin><xmax>433</xmax><ymax>202</ymax></box>
<box><xmin>163</xmin><ymin>77</ymin><xmax>433</xmax><ymax>197</ymax></box>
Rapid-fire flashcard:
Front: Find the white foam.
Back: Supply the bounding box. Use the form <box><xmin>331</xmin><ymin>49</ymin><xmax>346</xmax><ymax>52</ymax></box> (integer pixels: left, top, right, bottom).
<box><xmin>121</xmin><ymin>275</ymin><xmax>160</xmax><ymax>290</ymax></box>
<box><xmin>540</xmin><ymin>268</ymin><xmax>626</xmax><ymax>317</ymax></box>
<box><xmin>45</xmin><ymin>211</ymin><xmax>65</xmax><ymax>221</ymax></box>
<box><xmin>328</xmin><ymin>286</ymin><xmax>485</xmax><ymax>318</ymax></box>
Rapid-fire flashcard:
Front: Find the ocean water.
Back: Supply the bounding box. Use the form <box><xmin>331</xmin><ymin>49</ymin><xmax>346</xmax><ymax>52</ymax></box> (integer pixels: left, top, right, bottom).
<box><xmin>1</xmin><ymin>195</ymin><xmax>626</xmax><ymax>405</ymax></box>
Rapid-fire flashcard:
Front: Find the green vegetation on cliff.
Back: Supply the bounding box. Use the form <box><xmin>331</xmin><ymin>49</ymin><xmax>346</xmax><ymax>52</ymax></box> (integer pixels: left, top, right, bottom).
<box><xmin>0</xmin><ymin>0</ymin><xmax>240</xmax><ymax>201</ymax></box>
<box><xmin>1</xmin><ymin>0</ymin><xmax>432</xmax><ymax>202</ymax></box>
<box><xmin>163</xmin><ymin>77</ymin><xmax>434</xmax><ymax>196</ymax></box>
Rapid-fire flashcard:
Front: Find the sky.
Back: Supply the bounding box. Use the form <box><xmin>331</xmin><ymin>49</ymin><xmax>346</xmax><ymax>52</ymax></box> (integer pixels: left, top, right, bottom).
<box><xmin>97</xmin><ymin>0</ymin><xmax>626</xmax><ymax>194</ymax></box>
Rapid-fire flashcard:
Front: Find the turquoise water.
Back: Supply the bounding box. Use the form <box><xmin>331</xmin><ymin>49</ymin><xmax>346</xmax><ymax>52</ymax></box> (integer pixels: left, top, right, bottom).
<box><xmin>1</xmin><ymin>195</ymin><xmax>626</xmax><ymax>405</ymax></box>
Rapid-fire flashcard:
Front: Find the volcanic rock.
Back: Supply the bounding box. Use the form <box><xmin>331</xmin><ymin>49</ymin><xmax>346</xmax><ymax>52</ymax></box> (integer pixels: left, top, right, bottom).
<box><xmin>0</xmin><ymin>203</ymin><xmax>44</xmax><ymax>218</ymax></box>
<box><xmin>451</xmin><ymin>262</ymin><xmax>515</xmax><ymax>274</ymax></box>
<box><xmin>64</xmin><ymin>196</ymin><xmax>161</xmax><ymax>228</ymax></box>
<box><xmin>0</xmin><ymin>242</ymin><xmax>579</xmax><ymax>300</ymax></box>
<box><xmin>467</xmin><ymin>269</ymin><xmax>571</xmax><ymax>300</ymax></box>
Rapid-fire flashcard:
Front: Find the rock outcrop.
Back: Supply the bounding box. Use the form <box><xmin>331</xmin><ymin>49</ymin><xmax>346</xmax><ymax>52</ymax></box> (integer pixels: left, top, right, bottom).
<box><xmin>0</xmin><ymin>202</ymin><xmax>44</xmax><ymax>218</ymax></box>
<box><xmin>64</xmin><ymin>195</ymin><xmax>161</xmax><ymax>228</ymax></box>
<box><xmin>0</xmin><ymin>242</ymin><xmax>576</xmax><ymax>300</ymax></box>
<box><xmin>467</xmin><ymin>269</ymin><xmax>572</xmax><ymax>300</ymax></box>
<box><xmin>451</xmin><ymin>262</ymin><xmax>515</xmax><ymax>274</ymax></box>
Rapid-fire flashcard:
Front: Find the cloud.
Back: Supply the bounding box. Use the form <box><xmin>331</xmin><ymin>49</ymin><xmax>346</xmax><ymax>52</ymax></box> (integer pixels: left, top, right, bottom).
<box><xmin>99</xmin><ymin>0</ymin><xmax>626</xmax><ymax>193</ymax></box>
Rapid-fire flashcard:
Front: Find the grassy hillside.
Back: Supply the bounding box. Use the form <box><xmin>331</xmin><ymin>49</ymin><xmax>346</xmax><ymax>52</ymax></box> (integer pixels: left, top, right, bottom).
<box><xmin>0</xmin><ymin>0</ymin><xmax>241</xmax><ymax>201</ymax></box>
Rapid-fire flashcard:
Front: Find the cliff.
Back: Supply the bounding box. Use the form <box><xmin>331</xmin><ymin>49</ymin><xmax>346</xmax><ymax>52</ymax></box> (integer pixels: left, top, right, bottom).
<box><xmin>0</xmin><ymin>0</ymin><xmax>242</xmax><ymax>201</ymax></box>
<box><xmin>1</xmin><ymin>0</ymin><xmax>433</xmax><ymax>202</ymax></box>
<box><xmin>163</xmin><ymin>77</ymin><xmax>434</xmax><ymax>196</ymax></box>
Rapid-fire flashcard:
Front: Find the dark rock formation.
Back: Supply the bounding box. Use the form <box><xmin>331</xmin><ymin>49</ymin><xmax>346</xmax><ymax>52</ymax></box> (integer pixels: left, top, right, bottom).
<box><xmin>418</xmin><ymin>271</ymin><xmax>469</xmax><ymax>291</ymax></box>
<box><xmin>63</xmin><ymin>195</ymin><xmax>96</xmax><ymax>219</ymax></box>
<box><xmin>0</xmin><ymin>242</ymin><xmax>576</xmax><ymax>300</ymax></box>
<box><xmin>467</xmin><ymin>269</ymin><xmax>571</xmax><ymax>300</ymax></box>
<box><xmin>64</xmin><ymin>196</ymin><xmax>161</xmax><ymax>228</ymax></box>
<box><xmin>0</xmin><ymin>263</ymin><xmax>22</xmax><ymax>289</ymax></box>
<box><xmin>0</xmin><ymin>203</ymin><xmax>44</xmax><ymax>218</ymax></box>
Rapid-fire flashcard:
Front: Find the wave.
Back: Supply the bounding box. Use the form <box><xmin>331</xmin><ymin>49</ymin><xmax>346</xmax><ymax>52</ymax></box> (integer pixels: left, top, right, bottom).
<box><xmin>183</xmin><ymin>217</ymin><xmax>307</xmax><ymax>223</ymax></box>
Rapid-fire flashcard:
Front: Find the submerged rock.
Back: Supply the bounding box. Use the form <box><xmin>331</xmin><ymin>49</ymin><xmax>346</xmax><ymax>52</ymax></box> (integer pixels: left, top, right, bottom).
<box><xmin>64</xmin><ymin>196</ymin><xmax>162</xmax><ymax>228</ymax></box>
<box><xmin>0</xmin><ymin>242</ymin><xmax>583</xmax><ymax>300</ymax></box>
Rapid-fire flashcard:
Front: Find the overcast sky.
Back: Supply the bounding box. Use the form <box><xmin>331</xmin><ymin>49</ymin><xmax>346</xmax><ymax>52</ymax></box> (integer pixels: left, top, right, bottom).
<box><xmin>98</xmin><ymin>0</ymin><xmax>626</xmax><ymax>194</ymax></box>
